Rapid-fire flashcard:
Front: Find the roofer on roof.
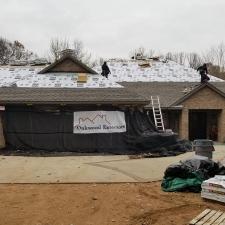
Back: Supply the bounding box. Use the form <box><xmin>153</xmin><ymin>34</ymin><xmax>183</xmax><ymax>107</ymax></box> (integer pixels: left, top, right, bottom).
<box><xmin>101</xmin><ymin>62</ymin><xmax>111</xmax><ymax>79</ymax></box>
<box><xmin>197</xmin><ymin>63</ymin><xmax>210</xmax><ymax>83</ymax></box>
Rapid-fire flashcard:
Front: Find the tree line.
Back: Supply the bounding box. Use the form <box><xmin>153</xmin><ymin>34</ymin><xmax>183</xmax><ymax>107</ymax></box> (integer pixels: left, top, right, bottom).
<box><xmin>131</xmin><ymin>43</ymin><xmax>225</xmax><ymax>79</ymax></box>
<box><xmin>0</xmin><ymin>37</ymin><xmax>36</xmax><ymax>64</ymax></box>
<box><xmin>0</xmin><ymin>36</ymin><xmax>225</xmax><ymax>79</ymax></box>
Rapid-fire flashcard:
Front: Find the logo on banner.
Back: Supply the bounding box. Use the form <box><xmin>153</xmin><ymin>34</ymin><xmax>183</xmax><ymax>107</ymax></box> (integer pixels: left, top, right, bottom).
<box><xmin>73</xmin><ymin>111</ymin><xmax>126</xmax><ymax>134</ymax></box>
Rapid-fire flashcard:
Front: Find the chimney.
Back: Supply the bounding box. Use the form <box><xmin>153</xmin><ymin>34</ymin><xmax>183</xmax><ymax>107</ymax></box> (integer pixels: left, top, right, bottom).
<box><xmin>60</xmin><ymin>49</ymin><xmax>74</xmax><ymax>57</ymax></box>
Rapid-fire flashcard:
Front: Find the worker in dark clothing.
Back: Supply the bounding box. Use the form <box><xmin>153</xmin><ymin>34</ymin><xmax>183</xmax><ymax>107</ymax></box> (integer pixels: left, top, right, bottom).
<box><xmin>101</xmin><ymin>62</ymin><xmax>111</xmax><ymax>78</ymax></box>
<box><xmin>197</xmin><ymin>64</ymin><xmax>210</xmax><ymax>83</ymax></box>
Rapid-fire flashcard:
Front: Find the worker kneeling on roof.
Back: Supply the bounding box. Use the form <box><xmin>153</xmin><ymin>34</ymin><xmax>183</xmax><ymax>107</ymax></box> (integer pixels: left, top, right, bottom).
<box><xmin>197</xmin><ymin>63</ymin><xmax>210</xmax><ymax>83</ymax></box>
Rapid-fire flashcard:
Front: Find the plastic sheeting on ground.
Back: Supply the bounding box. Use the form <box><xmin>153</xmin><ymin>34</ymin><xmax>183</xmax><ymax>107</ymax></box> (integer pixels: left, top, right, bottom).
<box><xmin>161</xmin><ymin>156</ymin><xmax>225</xmax><ymax>192</ymax></box>
<box><xmin>3</xmin><ymin>105</ymin><xmax>191</xmax><ymax>155</ymax></box>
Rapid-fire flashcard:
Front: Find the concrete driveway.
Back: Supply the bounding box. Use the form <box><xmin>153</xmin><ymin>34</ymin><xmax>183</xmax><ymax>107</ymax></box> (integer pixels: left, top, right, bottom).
<box><xmin>0</xmin><ymin>145</ymin><xmax>225</xmax><ymax>183</ymax></box>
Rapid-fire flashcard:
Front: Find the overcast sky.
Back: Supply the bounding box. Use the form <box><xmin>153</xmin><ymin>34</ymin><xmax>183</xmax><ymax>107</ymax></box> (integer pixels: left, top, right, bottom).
<box><xmin>0</xmin><ymin>0</ymin><xmax>224</xmax><ymax>59</ymax></box>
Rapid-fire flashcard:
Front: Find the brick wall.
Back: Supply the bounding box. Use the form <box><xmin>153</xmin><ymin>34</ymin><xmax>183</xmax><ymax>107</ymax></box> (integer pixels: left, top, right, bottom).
<box><xmin>178</xmin><ymin>86</ymin><xmax>225</xmax><ymax>142</ymax></box>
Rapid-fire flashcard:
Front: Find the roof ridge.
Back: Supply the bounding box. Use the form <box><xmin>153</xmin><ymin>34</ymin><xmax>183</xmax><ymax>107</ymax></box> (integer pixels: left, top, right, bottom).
<box><xmin>38</xmin><ymin>55</ymin><xmax>97</xmax><ymax>74</ymax></box>
<box><xmin>170</xmin><ymin>82</ymin><xmax>225</xmax><ymax>107</ymax></box>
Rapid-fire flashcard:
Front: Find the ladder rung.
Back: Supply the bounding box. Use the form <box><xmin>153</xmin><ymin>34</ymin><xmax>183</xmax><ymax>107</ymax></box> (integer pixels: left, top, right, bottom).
<box><xmin>151</xmin><ymin>95</ymin><xmax>164</xmax><ymax>131</ymax></box>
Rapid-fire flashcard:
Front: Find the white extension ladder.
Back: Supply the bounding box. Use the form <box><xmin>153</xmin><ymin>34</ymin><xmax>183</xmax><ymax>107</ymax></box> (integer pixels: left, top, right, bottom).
<box><xmin>151</xmin><ymin>96</ymin><xmax>165</xmax><ymax>131</ymax></box>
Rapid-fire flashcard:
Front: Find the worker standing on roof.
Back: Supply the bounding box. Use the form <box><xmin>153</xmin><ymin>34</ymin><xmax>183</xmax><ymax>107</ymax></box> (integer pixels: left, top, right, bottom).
<box><xmin>197</xmin><ymin>64</ymin><xmax>210</xmax><ymax>83</ymax></box>
<box><xmin>101</xmin><ymin>62</ymin><xmax>111</xmax><ymax>79</ymax></box>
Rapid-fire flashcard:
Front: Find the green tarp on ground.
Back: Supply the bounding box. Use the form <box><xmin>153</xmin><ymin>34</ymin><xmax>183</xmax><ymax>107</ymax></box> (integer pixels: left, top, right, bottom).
<box><xmin>161</xmin><ymin>172</ymin><xmax>204</xmax><ymax>193</ymax></box>
<box><xmin>161</xmin><ymin>157</ymin><xmax>225</xmax><ymax>193</ymax></box>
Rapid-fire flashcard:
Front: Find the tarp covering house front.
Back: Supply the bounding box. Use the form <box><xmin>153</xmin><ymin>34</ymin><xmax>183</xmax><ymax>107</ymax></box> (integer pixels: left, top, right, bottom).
<box><xmin>0</xmin><ymin>55</ymin><xmax>190</xmax><ymax>154</ymax></box>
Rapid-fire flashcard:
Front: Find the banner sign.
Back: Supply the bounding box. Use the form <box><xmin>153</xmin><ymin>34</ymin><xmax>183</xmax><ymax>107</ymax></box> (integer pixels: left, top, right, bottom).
<box><xmin>73</xmin><ymin>111</ymin><xmax>126</xmax><ymax>134</ymax></box>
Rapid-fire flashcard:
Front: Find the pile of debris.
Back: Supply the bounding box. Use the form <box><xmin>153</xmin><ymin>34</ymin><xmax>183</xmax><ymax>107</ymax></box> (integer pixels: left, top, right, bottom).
<box><xmin>161</xmin><ymin>156</ymin><xmax>225</xmax><ymax>193</ymax></box>
<box><xmin>201</xmin><ymin>175</ymin><xmax>225</xmax><ymax>203</ymax></box>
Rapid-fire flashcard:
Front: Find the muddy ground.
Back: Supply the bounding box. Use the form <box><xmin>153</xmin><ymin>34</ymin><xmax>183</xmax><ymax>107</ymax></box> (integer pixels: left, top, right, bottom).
<box><xmin>0</xmin><ymin>182</ymin><xmax>224</xmax><ymax>225</ymax></box>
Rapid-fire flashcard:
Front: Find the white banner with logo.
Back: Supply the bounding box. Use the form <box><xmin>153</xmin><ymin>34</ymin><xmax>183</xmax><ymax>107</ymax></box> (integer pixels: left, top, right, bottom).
<box><xmin>73</xmin><ymin>111</ymin><xmax>126</xmax><ymax>134</ymax></box>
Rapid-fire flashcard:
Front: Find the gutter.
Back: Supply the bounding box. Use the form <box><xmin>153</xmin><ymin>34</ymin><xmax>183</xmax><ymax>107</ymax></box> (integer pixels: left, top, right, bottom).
<box><xmin>144</xmin><ymin>105</ymin><xmax>183</xmax><ymax>110</ymax></box>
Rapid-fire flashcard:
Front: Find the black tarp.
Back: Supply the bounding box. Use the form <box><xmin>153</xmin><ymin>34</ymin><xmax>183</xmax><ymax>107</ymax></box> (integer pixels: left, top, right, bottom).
<box><xmin>161</xmin><ymin>157</ymin><xmax>225</xmax><ymax>192</ymax></box>
<box><xmin>2</xmin><ymin>105</ymin><xmax>190</xmax><ymax>155</ymax></box>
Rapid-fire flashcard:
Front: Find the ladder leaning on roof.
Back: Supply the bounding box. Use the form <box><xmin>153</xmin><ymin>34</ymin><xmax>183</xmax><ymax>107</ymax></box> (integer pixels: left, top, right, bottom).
<box><xmin>151</xmin><ymin>96</ymin><xmax>165</xmax><ymax>132</ymax></box>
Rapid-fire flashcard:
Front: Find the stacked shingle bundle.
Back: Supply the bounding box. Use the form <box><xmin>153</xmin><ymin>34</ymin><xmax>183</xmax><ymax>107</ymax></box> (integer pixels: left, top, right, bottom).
<box><xmin>201</xmin><ymin>175</ymin><xmax>225</xmax><ymax>203</ymax></box>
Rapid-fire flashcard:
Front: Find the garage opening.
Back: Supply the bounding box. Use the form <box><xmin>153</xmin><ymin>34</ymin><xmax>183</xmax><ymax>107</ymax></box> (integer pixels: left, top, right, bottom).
<box><xmin>189</xmin><ymin>110</ymin><xmax>220</xmax><ymax>141</ymax></box>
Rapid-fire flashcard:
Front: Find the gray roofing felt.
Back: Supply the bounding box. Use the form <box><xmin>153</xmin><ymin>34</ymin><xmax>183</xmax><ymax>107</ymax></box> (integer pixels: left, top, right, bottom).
<box><xmin>121</xmin><ymin>82</ymin><xmax>225</xmax><ymax>108</ymax></box>
<box><xmin>0</xmin><ymin>87</ymin><xmax>148</xmax><ymax>105</ymax></box>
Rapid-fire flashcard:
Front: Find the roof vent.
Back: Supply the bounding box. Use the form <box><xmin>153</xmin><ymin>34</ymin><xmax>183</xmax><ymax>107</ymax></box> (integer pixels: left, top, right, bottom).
<box><xmin>138</xmin><ymin>62</ymin><xmax>151</xmax><ymax>68</ymax></box>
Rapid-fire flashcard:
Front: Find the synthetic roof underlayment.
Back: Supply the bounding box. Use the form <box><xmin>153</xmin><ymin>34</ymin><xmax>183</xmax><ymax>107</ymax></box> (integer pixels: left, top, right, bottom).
<box><xmin>0</xmin><ymin>66</ymin><xmax>122</xmax><ymax>88</ymax></box>
<box><xmin>0</xmin><ymin>58</ymin><xmax>224</xmax><ymax>89</ymax></box>
<box><xmin>94</xmin><ymin>59</ymin><xmax>224</xmax><ymax>82</ymax></box>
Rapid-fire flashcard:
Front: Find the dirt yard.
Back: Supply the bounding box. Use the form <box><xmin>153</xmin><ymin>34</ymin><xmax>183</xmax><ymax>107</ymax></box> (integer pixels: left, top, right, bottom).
<box><xmin>0</xmin><ymin>182</ymin><xmax>224</xmax><ymax>225</ymax></box>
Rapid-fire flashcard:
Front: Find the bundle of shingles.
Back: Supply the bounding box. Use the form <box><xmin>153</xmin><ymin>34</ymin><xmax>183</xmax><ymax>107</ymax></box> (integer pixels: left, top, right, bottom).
<box><xmin>201</xmin><ymin>175</ymin><xmax>225</xmax><ymax>203</ymax></box>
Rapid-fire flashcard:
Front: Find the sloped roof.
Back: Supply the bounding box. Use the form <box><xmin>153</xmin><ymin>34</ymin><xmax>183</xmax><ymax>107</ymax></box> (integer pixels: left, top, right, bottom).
<box><xmin>94</xmin><ymin>59</ymin><xmax>224</xmax><ymax>82</ymax></box>
<box><xmin>121</xmin><ymin>82</ymin><xmax>225</xmax><ymax>108</ymax></box>
<box><xmin>39</xmin><ymin>55</ymin><xmax>98</xmax><ymax>74</ymax></box>
<box><xmin>0</xmin><ymin>66</ymin><xmax>122</xmax><ymax>88</ymax></box>
<box><xmin>0</xmin><ymin>57</ymin><xmax>224</xmax><ymax>107</ymax></box>
<box><xmin>0</xmin><ymin>87</ymin><xmax>148</xmax><ymax>105</ymax></box>
<box><xmin>171</xmin><ymin>82</ymin><xmax>225</xmax><ymax>106</ymax></box>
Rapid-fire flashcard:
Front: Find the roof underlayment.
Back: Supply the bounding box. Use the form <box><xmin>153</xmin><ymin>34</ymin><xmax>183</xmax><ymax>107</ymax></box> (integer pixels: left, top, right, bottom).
<box><xmin>0</xmin><ymin>58</ymin><xmax>224</xmax><ymax>91</ymax></box>
<box><xmin>94</xmin><ymin>59</ymin><xmax>224</xmax><ymax>82</ymax></box>
<box><xmin>0</xmin><ymin>66</ymin><xmax>122</xmax><ymax>88</ymax></box>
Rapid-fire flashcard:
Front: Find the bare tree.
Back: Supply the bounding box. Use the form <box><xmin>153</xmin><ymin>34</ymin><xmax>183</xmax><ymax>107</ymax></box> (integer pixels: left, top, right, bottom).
<box><xmin>147</xmin><ymin>49</ymin><xmax>155</xmax><ymax>58</ymax></box>
<box><xmin>213</xmin><ymin>42</ymin><xmax>225</xmax><ymax>72</ymax></box>
<box><xmin>73</xmin><ymin>39</ymin><xmax>92</xmax><ymax>65</ymax></box>
<box><xmin>202</xmin><ymin>47</ymin><xmax>216</xmax><ymax>65</ymax></box>
<box><xmin>129</xmin><ymin>46</ymin><xmax>146</xmax><ymax>59</ymax></box>
<box><xmin>0</xmin><ymin>38</ymin><xmax>12</xmax><ymax>64</ymax></box>
<box><xmin>202</xmin><ymin>42</ymin><xmax>225</xmax><ymax>71</ymax></box>
<box><xmin>186</xmin><ymin>52</ymin><xmax>203</xmax><ymax>69</ymax></box>
<box><xmin>0</xmin><ymin>37</ymin><xmax>34</xmax><ymax>64</ymax></box>
<box><xmin>165</xmin><ymin>52</ymin><xmax>186</xmax><ymax>65</ymax></box>
<box><xmin>130</xmin><ymin>47</ymin><xmax>158</xmax><ymax>59</ymax></box>
<box><xmin>50</xmin><ymin>38</ymin><xmax>69</xmax><ymax>61</ymax></box>
<box><xmin>49</xmin><ymin>38</ymin><xmax>93</xmax><ymax>66</ymax></box>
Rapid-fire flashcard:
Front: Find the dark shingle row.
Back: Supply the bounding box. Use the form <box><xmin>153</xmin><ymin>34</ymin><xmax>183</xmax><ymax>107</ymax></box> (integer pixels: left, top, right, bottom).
<box><xmin>0</xmin><ymin>87</ymin><xmax>148</xmax><ymax>105</ymax></box>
